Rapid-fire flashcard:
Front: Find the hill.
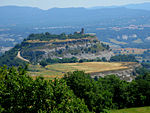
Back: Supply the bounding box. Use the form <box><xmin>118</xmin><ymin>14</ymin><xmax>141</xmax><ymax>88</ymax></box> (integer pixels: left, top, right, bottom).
<box><xmin>0</xmin><ymin>30</ymin><xmax>112</xmax><ymax>66</ymax></box>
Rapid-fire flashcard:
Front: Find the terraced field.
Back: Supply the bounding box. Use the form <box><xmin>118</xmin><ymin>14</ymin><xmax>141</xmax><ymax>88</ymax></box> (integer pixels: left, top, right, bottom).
<box><xmin>28</xmin><ymin>62</ymin><xmax>136</xmax><ymax>79</ymax></box>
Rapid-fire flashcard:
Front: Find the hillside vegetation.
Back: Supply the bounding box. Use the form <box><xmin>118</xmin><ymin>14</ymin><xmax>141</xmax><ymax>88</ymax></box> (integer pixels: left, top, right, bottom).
<box><xmin>0</xmin><ymin>46</ymin><xmax>27</xmax><ymax>67</ymax></box>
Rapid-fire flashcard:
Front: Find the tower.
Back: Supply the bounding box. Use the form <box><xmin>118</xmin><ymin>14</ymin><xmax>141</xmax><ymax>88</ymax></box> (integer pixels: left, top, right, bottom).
<box><xmin>81</xmin><ymin>28</ymin><xmax>84</xmax><ymax>34</ymax></box>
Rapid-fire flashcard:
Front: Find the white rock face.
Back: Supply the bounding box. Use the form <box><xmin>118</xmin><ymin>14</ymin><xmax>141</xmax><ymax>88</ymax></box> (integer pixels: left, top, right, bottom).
<box><xmin>146</xmin><ymin>37</ymin><xmax>150</xmax><ymax>40</ymax></box>
<box><xmin>62</xmin><ymin>51</ymin><xmax>114</xmax><ymax>60</ymax></box>
<box><xmin>23</xmin><ymin>36</ymin><xmax>113</xmax><ymax>62</ymax></box>
<box><xmin>131</xmin><ymin>34</ymin><xmax>137</xmax><ymax>38</ymax></box>
<box><xmin>90</xmin><ymin>63</ymin><xmax>141</xmax><ymax>82</ymax></box>
<box><xmin>122</xmin><ymin>35</ymin><xmax>128</xmax><ymax>40</ymax></box>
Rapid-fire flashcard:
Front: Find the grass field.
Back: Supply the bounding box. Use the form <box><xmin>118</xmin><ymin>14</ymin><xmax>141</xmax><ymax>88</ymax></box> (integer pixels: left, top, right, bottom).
<box><xmin>109</xmin><ymin>38</ymin><xmax>127</xmax><ymax>45</ymax></box>
<box><xmin>110</xmin><ymin>106</ymin><xmax>150</xmax><ymax>113</ymax></box>
<box><xmin>133</xmin><ymin>38</ymin><xmax>143</xmax><ymax>44</ymax></box>
<box><xmin>28</xmin><ymin>62</ymin><xmax>135</xmax><ymax>79</ymax></box>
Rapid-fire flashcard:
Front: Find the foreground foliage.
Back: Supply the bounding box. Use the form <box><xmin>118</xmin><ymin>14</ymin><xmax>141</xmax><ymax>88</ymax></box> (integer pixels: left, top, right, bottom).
<box><xmin>0</xmin><ymin>66</ymin><xmax>150</xmax><ymax>113</ymax></box>
<box><xmin>64</xmin><ymin>71</ymin><xmax>150</xmax><ymax>112</ymax></box>
<box><xmin>0</xmin><ymin>66</ymin><xmax>89</xmax><ymax>113</ymax></box>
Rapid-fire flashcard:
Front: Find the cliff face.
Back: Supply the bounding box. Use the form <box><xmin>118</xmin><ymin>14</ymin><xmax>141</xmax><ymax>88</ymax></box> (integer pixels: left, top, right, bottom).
<box><xmin>20</xmin><ymin>35</ymin><xmax>113</xmax><ymax>63</ymax></box>
<box><xmin>90</xmin><ymin>63</ymin><xmax>141</xmax><ymax>82</ymax></box>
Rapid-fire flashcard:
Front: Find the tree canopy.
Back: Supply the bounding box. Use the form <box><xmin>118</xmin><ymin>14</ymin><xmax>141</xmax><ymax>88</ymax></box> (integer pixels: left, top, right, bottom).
<box><xmin>0</xmin><ymin>66</ymin><xmax>150</xmax><ymax>113</ymax></box>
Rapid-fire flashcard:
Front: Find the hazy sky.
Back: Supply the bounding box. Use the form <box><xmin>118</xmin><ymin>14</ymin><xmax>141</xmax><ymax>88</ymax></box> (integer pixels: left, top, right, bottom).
<box><xmin>0</xmin><ymin>0</ymin><xmax>150</xmax><ymax>9</ymax></box>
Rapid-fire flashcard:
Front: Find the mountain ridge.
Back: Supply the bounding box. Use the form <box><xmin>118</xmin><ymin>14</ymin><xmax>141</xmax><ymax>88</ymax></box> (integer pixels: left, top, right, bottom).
<box><xmin>2</xmin><ymin>2</ymin><xmax>150</xmax><ymax>10</ymax></box>
<box><xmin>89</xmin><ymin>2</ymin><xmax>150</xmax><ymax>11</ymax></box>
<box><xmin>1</xmin><ymin>5</ymin><xmax>150</xmax><ymax>26</ymax></box>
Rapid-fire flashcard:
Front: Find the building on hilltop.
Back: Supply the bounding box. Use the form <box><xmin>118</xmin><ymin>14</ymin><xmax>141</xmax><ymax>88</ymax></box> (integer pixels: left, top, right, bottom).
<box><xmin>74</xmin><ymin>28</ymin><xmax>85</xmax><ymax>35</ymax></box>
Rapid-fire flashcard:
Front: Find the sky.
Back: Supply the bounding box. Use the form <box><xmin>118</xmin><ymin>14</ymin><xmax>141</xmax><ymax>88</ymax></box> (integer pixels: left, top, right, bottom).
<box><xmin>0</xmin><ymin>0</ymin><xmax>150</xmax><ymax>10</ymax></box>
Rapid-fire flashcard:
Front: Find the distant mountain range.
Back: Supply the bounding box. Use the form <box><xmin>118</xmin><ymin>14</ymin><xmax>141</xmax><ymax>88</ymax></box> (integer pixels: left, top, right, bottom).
<box><xmin>1</xmin><ymin>2</ymin><xmax>150</xmax><ymax>49</ymax></box>
<box><xmin>124</xmin><ymin>2</ymin><xmax>150</xmax><ymax>10</ymax></box>
<box><xmin>90</xmin><ymin>2</ymin><xmax>150</xmax><ymax>11</ymax></box>
<box><xmin>1</xmin><ymin>3</ymin><xmax>150</xmax><ymax>27</ymax></box>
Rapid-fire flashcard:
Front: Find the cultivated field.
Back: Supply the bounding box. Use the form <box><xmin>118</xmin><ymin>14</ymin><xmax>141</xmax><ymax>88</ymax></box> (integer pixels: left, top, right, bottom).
<box><xmin>109</xmin><ymin>38</ymin><xmax>127</xmax><ymax>45</ymax></box>
<box><xmin>28</xmin><ymin>62</ymin><xmax>135</xmax><ymax>79</ymax></box>
<box><xmin>113</xmin><ymin>48</ymin><xmax>147</xmax><ymax>55</ymax></box>
<box><xmin>110</xmin><ymin>106</ymin><xmax>150</xmax><ymax>113</ymax></box>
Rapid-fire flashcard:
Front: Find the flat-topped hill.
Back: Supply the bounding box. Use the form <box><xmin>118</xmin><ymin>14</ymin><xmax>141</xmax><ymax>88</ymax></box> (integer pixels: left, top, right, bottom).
<box><xmin>21</xmin><ymin>32</ymin><xmax>111</xmax><ymax>62</ymax></box>
<box><xmin>22</xmin><ymin>32</ymin><xmax>110</xmax><ymax>62</ymax></box>
<box><xmin>0</xmin><ymin>30</ymin><xmax>112</xmax><ymax>66</ymax></box>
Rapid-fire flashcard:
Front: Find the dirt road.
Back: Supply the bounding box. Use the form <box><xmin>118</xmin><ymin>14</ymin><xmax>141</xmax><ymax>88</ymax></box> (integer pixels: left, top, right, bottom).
<box><xmin>17</xmin><ymin>51</ymin><xmax>30</xmax><ymax>62</ymax></box>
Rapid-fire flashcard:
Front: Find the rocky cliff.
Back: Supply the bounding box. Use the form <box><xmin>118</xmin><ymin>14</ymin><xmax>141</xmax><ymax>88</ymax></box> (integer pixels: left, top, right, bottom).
<box><xmin>19</xmin><ymin>32</ymin><xmax>113</xmax><ymax>63</ymax></box>
<box><xmin>90</xmin><ymin>62</ymin><xmax>141</xmax><ymax>82</ymax></box>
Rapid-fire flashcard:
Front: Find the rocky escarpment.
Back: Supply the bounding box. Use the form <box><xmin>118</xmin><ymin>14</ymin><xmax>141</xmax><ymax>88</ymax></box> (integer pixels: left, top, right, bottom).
<box><xmin>41</xmin><ymin>39</ymin><xmax>113</xmax><ymax>60</ymax></box>
<box><xmin>90</xmin><ymin>62</ymin><xmax>141</xmax><ymax>82</ymax></box>
<box><xmin>20</xmin><ymin>33</ymin><xmax>113</xmax><ymax>63</ymax></box>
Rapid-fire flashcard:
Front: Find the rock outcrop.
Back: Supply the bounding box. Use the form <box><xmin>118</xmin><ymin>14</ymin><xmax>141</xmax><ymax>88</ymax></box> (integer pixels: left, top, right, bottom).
<box><xmin>90</xmin><ymin>62</ymin><xmax>141</xmax><ymax>82</ymax></box>
<box><xmin>21</xmin><ymin>34</ymin><xmax>113</xmax><ymax>63</ymax></box>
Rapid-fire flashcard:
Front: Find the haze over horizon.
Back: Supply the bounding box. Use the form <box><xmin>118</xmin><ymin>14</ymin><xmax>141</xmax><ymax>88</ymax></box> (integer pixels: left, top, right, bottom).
<box><xmin>0</xmin><ymin>0</ymin><xmax>150</xmax><ymax>10</ymax></box>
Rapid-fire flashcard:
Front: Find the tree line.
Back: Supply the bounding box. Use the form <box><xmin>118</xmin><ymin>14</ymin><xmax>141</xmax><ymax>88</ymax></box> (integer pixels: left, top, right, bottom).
<box><xmin>110</xmin><ymin>54</ymin><xmax>138</xmax><ymax>62</ymax></box>
<box><xmin>40</xmin><ymin>57</ymin><xmax>105</xmax><ymax>67</ymax></box>
<box><xmin>39</xmin><ymin>55</ymin><xmax>137</xmax><ymax>67</ymax></box>
<box><xmin>25</xmin><ymin>32</ymin><xmax>92</xmax><ymax>41</ymax></box>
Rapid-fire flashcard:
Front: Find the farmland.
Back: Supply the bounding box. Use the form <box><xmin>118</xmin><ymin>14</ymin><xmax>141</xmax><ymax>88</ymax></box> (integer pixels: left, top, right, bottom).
<box><xmin>28</xmin><ymin>62</ymin><xmax>136</xmax><ymax>79</ymax></box>
<box><xmin>113</xmin><ymin>48</ymin><xmax>148</xmax><ymax>55</ymax></box>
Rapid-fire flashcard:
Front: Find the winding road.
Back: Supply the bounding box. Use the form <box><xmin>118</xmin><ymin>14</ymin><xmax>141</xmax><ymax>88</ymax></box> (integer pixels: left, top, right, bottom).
<box><xmin>17</xmin><ymin>51</ymin><xmax>30</xmax><ymax>62</ymax></box>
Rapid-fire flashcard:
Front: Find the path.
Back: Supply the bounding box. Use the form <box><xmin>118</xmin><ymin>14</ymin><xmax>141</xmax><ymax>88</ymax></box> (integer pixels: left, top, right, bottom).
<box><xmin>17</xmin><ymin>51</ymin><xmax>30</xmax><ymax>62</ymax></box>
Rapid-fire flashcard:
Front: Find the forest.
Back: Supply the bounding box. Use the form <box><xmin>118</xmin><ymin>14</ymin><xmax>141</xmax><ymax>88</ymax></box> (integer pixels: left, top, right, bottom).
<box><xmin>0</xmin><ymin>66</ymin><xmax>150</xmax><ymax>113</ymax></box>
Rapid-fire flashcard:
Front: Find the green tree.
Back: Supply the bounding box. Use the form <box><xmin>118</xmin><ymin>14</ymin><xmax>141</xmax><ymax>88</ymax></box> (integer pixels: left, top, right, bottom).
<box><xmin>40</xmin><ymin>61</ymin><xmax>48</xmax><ymax>67</ymax></box>
<box><xmin>0</xmin><ymin>67</ymin><xmax>90</xmax><ymax>113</ymax></box>
<box><xmin>64</xmin><ymin>71</ymin><xmax>113</xmax><ymax>112</ymax></box>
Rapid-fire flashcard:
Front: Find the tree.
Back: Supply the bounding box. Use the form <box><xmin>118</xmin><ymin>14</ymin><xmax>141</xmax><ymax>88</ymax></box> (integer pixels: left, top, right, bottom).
<box><xmin>102</xmin><ymin>57</ymin><xmax>107</xmax><ymax>62</ymax></box>
<box><xmin>40</xmin><ymin>61</ymin><xmax>48</xmax><ymax>67</ymax></box>
<box><xmin>0</xmin><ymin>66</ymin><xmax>90</xmax><ymax>113</ymax></box>
<box><xmin>64</xmin><ymin>71</ymin><xmax>113</xmax><ymax>112</ymax></box>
